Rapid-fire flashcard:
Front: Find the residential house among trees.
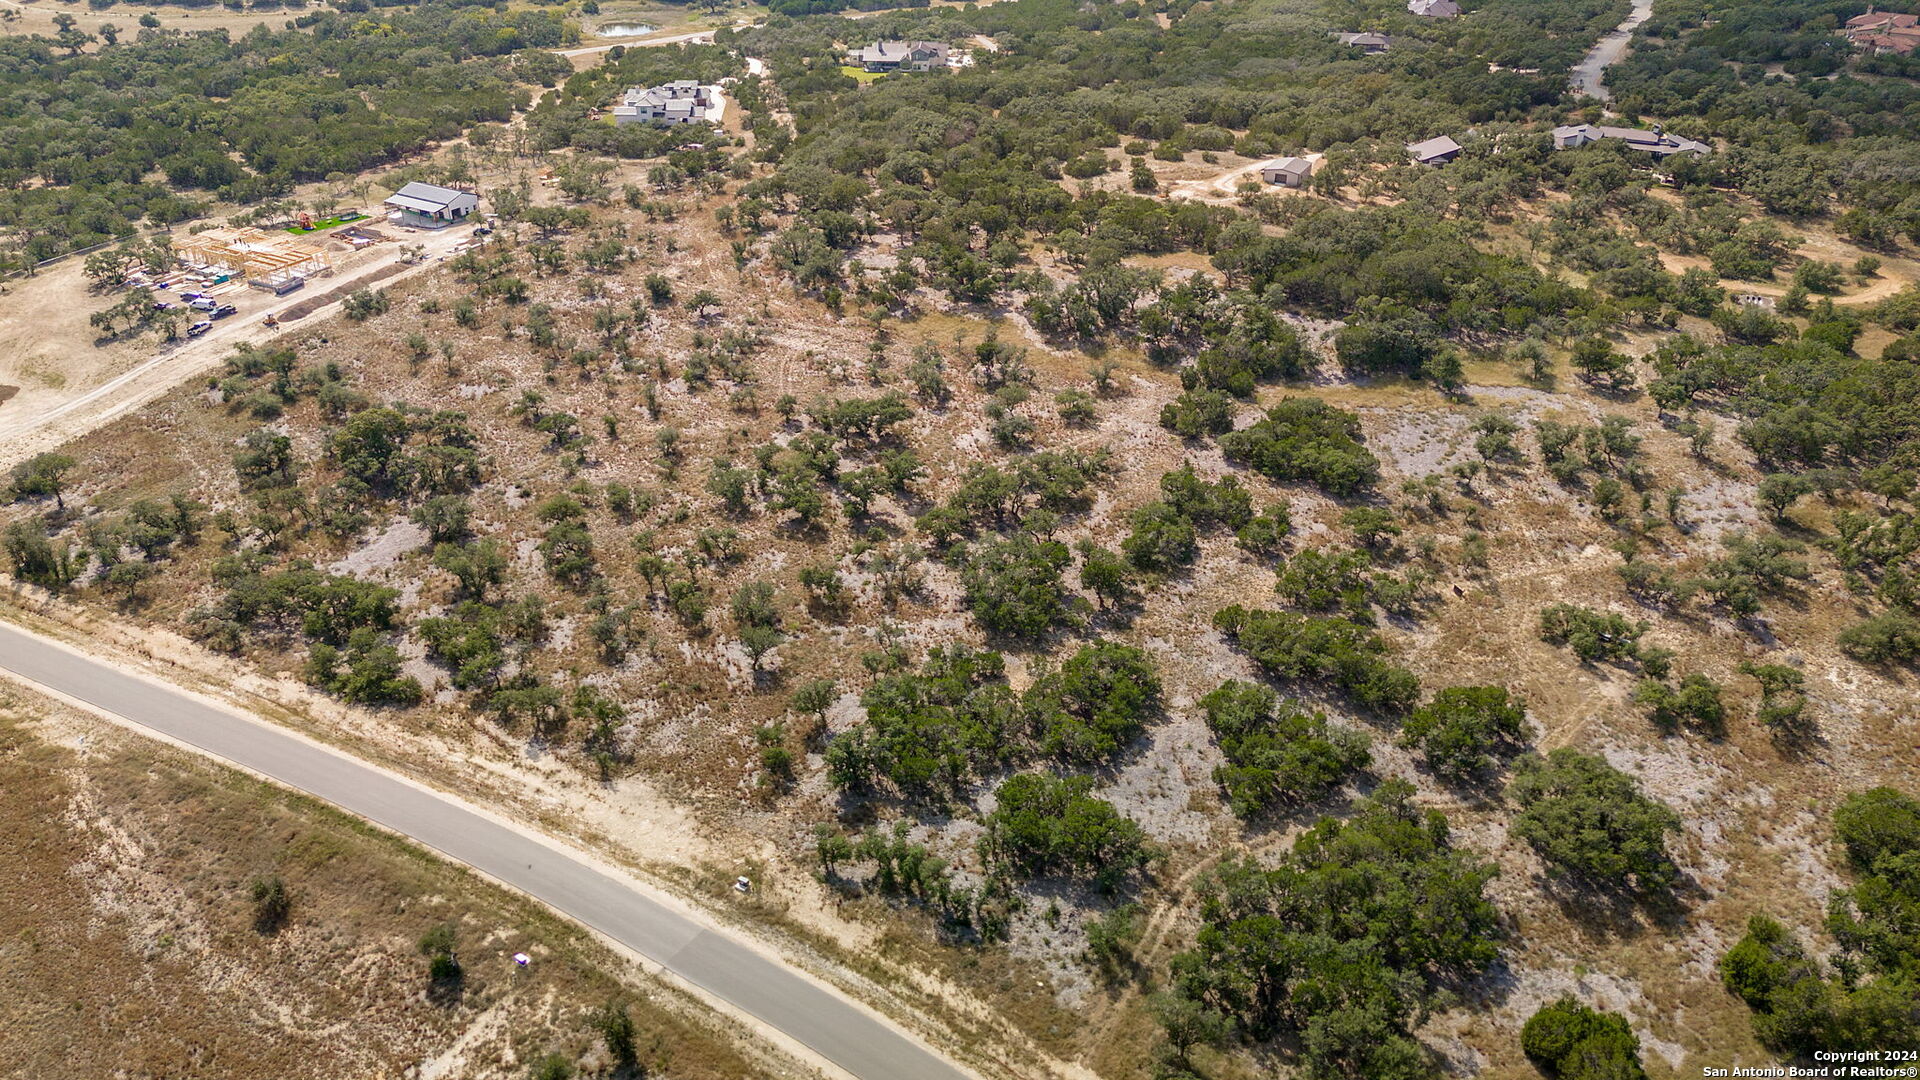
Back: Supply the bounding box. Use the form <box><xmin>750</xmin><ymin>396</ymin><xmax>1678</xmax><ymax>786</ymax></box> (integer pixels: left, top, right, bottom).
<box><xmin>845</xmin><ymin>40</ymin><xmax>951</xmax><ymax>72</ymax></box>
<box><xmin>1551</xmin><ymin>123</ymin><xmax>1710</xmax><ymax>159</ymax></box>
<box><xmin>1408</xmin><ymin>0</ymin><xmax>1461</xmax><ymax>18</ymax></box>
<box><xmin>1332</xmin><ymin>31</ymin><xmax>1391</xmax><ymax>54</ymax></box>
<box><xmin>612</xmin><ymin>81</ymin><xmax>719</xmax><ymax>126</ymax></box>
<box><xmin>383</xmin><ymin>182</ymin><xmax>480</xmax><ymax>230</ymax></box>
<box><xmin>1842</xmin><ymin>9</ymin><xmax>1920</xmax><ymax>54</ymax></box>
<box><xmin>1407</xmin><ymin>135</ymin><xmax>1463</xmax><ymax>165</ymax></box>
<box><xmin>1260</xmin><ymin>157</ymin><xmax>1315</xmax><ymax>188</ymax></box>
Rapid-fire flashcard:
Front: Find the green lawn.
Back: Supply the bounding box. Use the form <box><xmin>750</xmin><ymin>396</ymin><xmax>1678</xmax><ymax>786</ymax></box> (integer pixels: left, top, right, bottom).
<box><xmin>286</xmin><ymin>212</ymin><xmax>366</xmax><ymax>234</ymax></box>
<box><xmin>839</xmin><ymin>64</ymin><xmax>888</xmax><ymax>84</ymax></box>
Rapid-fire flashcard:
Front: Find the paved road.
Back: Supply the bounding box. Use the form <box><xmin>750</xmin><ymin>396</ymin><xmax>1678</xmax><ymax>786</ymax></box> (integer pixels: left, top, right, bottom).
<box><xmin>0</xmin><ymin>620</ymin><xmax>976</xmax><ymax>1080</ymax></box>
<box><xmin>1570</xmin><ymin>0</ymin><xmax>1653</xmax><ymax>101</ymax></box>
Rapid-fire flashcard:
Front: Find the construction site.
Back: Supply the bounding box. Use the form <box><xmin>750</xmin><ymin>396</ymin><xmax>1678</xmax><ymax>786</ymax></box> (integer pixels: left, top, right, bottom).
<box><xmin>172</xmin><ymin>228</ymin><xmax>334</xmax><ymax>295</ymax></box>
<box><xmin>0</xmin><ymin>203</ymin><xmax>490</xmax><ymax>472</ymax></box>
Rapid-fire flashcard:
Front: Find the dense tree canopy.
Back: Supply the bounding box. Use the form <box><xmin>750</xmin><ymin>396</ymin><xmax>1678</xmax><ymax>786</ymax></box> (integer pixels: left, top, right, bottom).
<box><xmin>1172</xmin><ymin>781</ymin><xmax>1500</xmax><ymax>1078</ymax></box>
<box><xmin>1200</xmin><ymin>679</ymin><xmax>1370</xmax><ymax>815</ymax></box>
<box><xmin>1508</xmin><ymin>750</ymin><xmax>1681</xmax><ymax>893</ymax></box>
<box><xmin>0</xmin><ymin>3</ymin><xmax>553</xmax><ymax>266</ymax></box>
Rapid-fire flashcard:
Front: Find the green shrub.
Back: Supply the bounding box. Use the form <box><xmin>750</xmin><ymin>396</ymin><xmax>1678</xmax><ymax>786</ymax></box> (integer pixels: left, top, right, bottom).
<box><xmin>1631</xmin><ymin>673</ymin><xmax>1726</xmax><ymax>736</ymax></box>
<box><xmin>1122</xmin><ymin>501</ymin><xmax>1198</xmax><ymax>571</ymax></box>
<box><xmin>1722</xmin><ymin>904</ymin><xmax>1920</xmax><ymax>1055</ymax></box>
<box><xmin>1520</xmin><ymin>997</ymin><xmax>1646</xmax><ymax>1079</ymax></box>
<box><xmin>1218</xmin><ymin>398</ymin><xmax>1380</xmax><ymax>496</ymax></box>
<box><xmin>419</xmin><ymin>921</ymin><xmax>461</xmax><ymax>983</ymax></box>
<box><xmin>304</xmin><ymin>629</ymin><xmax>423</xmax><ymax>707</ymax></box>
<box><xmin>1719</xmin><ymin>915</ymin><xmax>1838</xmax><ymax>1054</ymax></box>
<box><xmin>250</xmin><ymin>874</ymin><xmax>291</xmax><ymax>932</ymax></box>
<box><xmin>829</xmin><ymin>646</ymin><xmax>1016</xmax><ymax>795</ymax></box>
<box><xmin>1077</xmin><ymin>541</ymin><xmax>1132</xmax><ymax>608</ymax></box>
<box><xmin>1025</xmin><ymin>642</ymin><xmax>1161</xmax><ymax>764</ymax></box>
<box><xmin>1826</xmin><ymin>787</ymin><xmax>1920</xmax><ymax>981</ymax></box>
<box><xmin>1508</xmin><ymin>749</ymin><xmax>1680</xmax><ymax>892</ymax></box>
<box><xmin>1832</xmin><ymin>787</ymin><xmax>1920</xmax><ymax>872</ymax></box>
<box><xmin>1159</xmin><ymin>388</ymin><xmax>1235</xmax><ymax>437</ymax></box>
<box><xmin>961</xmin><ymin>533</ymin><xmax>1077</xmax><ymax>637</ymax></box>
<box><xmin>2</xmin><ymin>521</ymin><xmax>79</xmax><ymax>591</ymax></box>
<box><xmin>7</xmin><ymin>452</ymin><xmax>76</xmax><ymax>508</ymax></box>
<box><xmin>1214</xmin><ymin>605</ymin><xmax>1420</xmax><ymax>713</ymax></box>
<box><xmin>1274</xmin><ymin>547</ymin><xmax>1373</xmax><ymax>614</ymax></box>
<box><xmin>1838</xmin><ymin>613</ymin><xmax>1920</xmax><ymax>665</ymax></box>
<box><xmin>1159</xmin><ymin>464</ymin><xmax>1252</xmax><ymax>529</ymax></box>
<box><xmin>1538</xmin><ymin>603</ymin><xmax>1647</xmax><ymax>664</ymax></box>
<box><xmin>1400</xmin><ymin>686</ymin><xmax>1528</xmax><ymax>782</ymax></box>
<box><xmin>1170</xmin><ymin>781</ymin><xmax>1497</xmax><ymax>1073</ymax></box>
<box><xmin>1085</xmin><ymin>903</ymin><xmax>1143</xmax><ymax>974</ymax></box>
<box><xmin>1741</xmin><ymin>661</ymin><xmax>1810</xmax><ymax>735</ymax></box>
<box><xmin>982</xmin><ymin>774</ymin><xmax>1151</xmax><ymax>890</ymax></box>
<box><xmin>1200</xmin><ymin>680</ymin><xmax>1370</xmax><ymax>815</ymax></box>
<box><xmin>1235</xmin><ymin>504</ymin><xmax>1292</xmax><ymax>556</ymax></box>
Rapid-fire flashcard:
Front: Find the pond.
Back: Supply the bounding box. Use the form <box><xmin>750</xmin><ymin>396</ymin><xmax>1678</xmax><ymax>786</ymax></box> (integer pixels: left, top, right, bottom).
<box><xmin>595</xmin><ymin>22</ymin><xmax>657</xmax><ymax>37</ymax></box>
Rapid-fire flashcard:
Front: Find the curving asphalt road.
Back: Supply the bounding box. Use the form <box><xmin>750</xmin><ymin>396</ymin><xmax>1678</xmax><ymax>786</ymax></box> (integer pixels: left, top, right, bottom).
<box><xmin>0</xmin><ymin>619</ymin><xmax>976</xmax><ymax>1080</ymax></box>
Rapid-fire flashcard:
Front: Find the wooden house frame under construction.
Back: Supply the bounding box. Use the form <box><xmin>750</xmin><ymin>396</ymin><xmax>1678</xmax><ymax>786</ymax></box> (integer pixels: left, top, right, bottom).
<box><xmin>175</xmin><ymin>228</ymin><xmax>331</xmax><ymax>292</ymax></box>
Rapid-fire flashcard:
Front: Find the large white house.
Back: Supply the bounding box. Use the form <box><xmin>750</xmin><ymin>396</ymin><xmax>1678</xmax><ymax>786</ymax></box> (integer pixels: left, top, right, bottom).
<box><xmin>845</xmin><ymin>40</ymin><xmax>951</xmax><ymax>72</ymax></box>
<box><xmin>613</xmin><ymin>80</ymin><xmax>720</xmax><ymax>126</ymax></box>
<box><xmin>1551</xmin><ymin>123</ymin><xmax>1710</xmax><ymax>159</ymax></box>
<box><xmin>384</xmin><ymin>181</ymin><xmax>480</xmax><ymax>229</ymax></box>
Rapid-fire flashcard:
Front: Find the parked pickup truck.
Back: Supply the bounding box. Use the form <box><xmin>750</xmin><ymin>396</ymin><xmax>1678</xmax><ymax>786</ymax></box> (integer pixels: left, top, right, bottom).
<box><xmin>187</xmin><ymin>320</ymin><xmax>213</xmax><ymax>338</ymax></box>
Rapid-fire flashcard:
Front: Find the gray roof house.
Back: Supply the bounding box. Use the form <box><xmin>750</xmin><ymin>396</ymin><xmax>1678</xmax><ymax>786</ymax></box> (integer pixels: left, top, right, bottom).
<box><xmin>1407</xmin><ymin>135</ymin><xmax>1463</xmax><ymax>165</ymax></box>
<box><xmin>1260</xmin><ymin>157</ymin><xmax>1315</xmax><ymax>188</ymax></box>
<box><xmin>1551</xmin><ymin>123</ymin><xmax>1710</xmax><ymax>159</ymax></box>
<box><xmin>1408</xmin><ymin>0</ymin><xmax>1461</xmax><ymax>17</ymax></box>
<box><xmin>384</xmin><ymin>181</ymin><xmax>479</xmax><ymax>229</ymax></box>
<box><xmin>846</xmin><ymin>40</ymin><xmax>950</xmax><ymax>72</ymax></box>
<box><xmin>1332</xmin><ymin>31</ymin><xmax>1391</xmax><ymax>53</ymax></box>
<box><xmin>613</xmin><ymin>80</ymin><xmax>717</xmax><ymax>126</ymax></box>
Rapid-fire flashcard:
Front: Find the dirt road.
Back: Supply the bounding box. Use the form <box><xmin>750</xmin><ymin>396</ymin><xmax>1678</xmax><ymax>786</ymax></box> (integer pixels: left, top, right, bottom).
<box><xmin>559</xmin><ymin>25</ymin><xmax>730</xmax><ymax>59</ymax></box>
<box><xmin>1167</xmin><ymin>154</ymin><xmax>1317</xmax><ymax>204</ymax></box>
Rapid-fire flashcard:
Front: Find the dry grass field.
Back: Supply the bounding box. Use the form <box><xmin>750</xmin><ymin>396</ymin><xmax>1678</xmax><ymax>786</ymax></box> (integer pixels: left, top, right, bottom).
<box><xmin>0</xmin><ymin>680</ymin><xmax>780</xmax><ymax>1080</ymax></box>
